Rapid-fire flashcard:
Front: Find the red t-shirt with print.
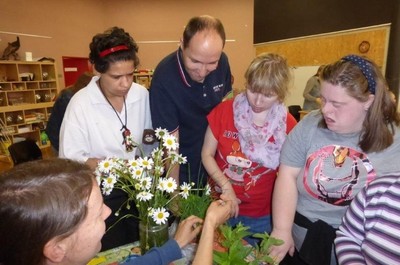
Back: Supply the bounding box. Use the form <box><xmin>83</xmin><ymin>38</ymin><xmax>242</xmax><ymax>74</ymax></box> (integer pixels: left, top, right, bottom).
<box><xmin>207</xmin><ymin>99</ymin><xmax>297</xmax><ymax>217</ymax></box>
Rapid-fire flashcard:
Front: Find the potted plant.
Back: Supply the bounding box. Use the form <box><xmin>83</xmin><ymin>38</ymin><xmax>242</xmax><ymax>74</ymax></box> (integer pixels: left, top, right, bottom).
<box><xmin>213</xmin><ymin>223</ymin><xmax>284</xmax><ymax>265</ymax></box>
<box><xmin>96</xmin><ymin>128</ymin><xmax>210</xmax><ymax>253</ymax></box>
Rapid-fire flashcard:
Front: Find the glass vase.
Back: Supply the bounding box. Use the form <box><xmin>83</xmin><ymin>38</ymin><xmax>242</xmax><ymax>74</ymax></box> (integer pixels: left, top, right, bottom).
<box><xmin>139</xmin><ymin>222</ymin><xmax>169</xmax><ymax>254</ymax></box>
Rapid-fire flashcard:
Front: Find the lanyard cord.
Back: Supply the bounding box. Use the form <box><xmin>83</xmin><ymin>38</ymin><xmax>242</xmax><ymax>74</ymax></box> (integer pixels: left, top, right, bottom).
<box><xmin>98</xmin><ymin>82</ymin><xmax>128</xmax><ymax>132</ymax></box>
<box><xmin>98</xmin><ymin>80</ymin><xmax>135</xmax><ymax>152</ymax></box>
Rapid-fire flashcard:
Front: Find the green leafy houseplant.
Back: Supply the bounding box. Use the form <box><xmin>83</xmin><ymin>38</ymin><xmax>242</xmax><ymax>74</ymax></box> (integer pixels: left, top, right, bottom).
<box><xmin>213</xmin><ymin>223</ymin><xmax>284</xmax><ymax>265</ymax></box>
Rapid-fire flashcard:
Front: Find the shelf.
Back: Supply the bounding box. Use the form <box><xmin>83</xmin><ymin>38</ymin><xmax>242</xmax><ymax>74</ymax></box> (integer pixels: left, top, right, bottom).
<box><xmin>0</xmin><ymin>60</ymin><xmax>59</xmax><ymax>149</ymax></box>
<box><xmin>134</xmin><ymin>71</ymin><xmax>153</xmax><ymax>89</ymax></box>
<box><xmin>0</xmin><ymin>102</ymin><xmax>54</xmax><ymax>112</ymax></box>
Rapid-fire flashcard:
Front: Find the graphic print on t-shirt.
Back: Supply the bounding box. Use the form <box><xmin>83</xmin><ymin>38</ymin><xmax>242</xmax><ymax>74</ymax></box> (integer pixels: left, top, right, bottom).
<box><xmin>303</xmin><ymin>145</ymin><xmax>376</xmax><ymax>206</ymax></box>
<box><xmin>217</xmin><ymin>140</ymin><xmax>271</xmax><ymax>193</ymax></box>
<box><xmin>223</xmin><ymin>140</ymin><xmax>251</xmax><ymax>182</ymax></box>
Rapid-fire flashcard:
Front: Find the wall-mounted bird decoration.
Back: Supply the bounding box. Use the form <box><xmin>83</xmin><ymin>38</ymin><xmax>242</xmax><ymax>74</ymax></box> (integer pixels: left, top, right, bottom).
<box><xmin>1</xmin><ymin>36</ymin><xmax>20</xmax><ymax>60</ymax></box>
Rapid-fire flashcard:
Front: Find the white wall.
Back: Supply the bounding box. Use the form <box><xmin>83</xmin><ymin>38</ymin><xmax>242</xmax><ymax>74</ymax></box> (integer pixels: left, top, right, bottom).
<box><xmin>285</xmin><ymin>66</ymin><xmax>319</xmax><ymax>108</ymax></box>
<box><xmin>286</xmin><ymin>66</ymin><xmax>400</xmax><ymax>112</ymax></box>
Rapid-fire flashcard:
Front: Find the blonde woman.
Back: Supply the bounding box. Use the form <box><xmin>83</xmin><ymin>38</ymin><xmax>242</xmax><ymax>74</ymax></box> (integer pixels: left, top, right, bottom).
<box><xmin>202</xmin><ymin>53</ymin><xmax>297</xmax><ymax>245</ymax></box>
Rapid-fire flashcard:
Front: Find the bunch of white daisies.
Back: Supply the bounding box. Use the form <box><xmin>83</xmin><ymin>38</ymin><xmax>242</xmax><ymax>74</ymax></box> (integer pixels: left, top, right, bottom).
<box><xmin>95</xmin><ymin>128</ymin><xmax>200</xmax><ymax>226</ymax></box>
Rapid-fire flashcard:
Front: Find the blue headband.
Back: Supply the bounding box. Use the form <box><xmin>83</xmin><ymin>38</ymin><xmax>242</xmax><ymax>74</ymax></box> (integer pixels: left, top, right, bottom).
<box><xmin>342</xmin><ymin>55</ymin><xmax>376</xmax><ymax>94</ymax></box>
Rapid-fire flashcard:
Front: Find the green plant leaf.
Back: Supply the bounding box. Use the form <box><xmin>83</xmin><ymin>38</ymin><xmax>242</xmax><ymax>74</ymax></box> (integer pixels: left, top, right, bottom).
<box><xmin>214</xmin><ymin>224</ymin><xmax>285</xmax><ymax>264</ymax></box>
<box><xmin>178</xmin><ymin>191</ymin><xmax>212</xmax><ymax>220</ymax></box>
<box><xmin>213</xmin><ymin>251</ymin><xmax>229</xmax><ymax>265</ymax></box>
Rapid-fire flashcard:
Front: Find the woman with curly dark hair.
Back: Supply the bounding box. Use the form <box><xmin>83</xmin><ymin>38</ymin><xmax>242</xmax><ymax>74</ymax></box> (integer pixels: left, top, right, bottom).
<box><xmin>59</xmin><ymin>27</ymin><xmax>152</xmax><ymax>250</ymax></box>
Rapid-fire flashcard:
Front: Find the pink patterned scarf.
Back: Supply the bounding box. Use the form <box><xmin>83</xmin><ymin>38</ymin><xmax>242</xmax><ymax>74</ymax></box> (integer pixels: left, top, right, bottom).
<box><xmin>233</xmin><ymin>93</ymin><xmax>287</xmax><ymax>169</ymax></box>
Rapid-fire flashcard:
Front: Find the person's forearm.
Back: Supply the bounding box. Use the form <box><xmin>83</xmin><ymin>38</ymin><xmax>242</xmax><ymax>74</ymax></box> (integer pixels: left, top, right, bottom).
<box><xmin>192</xmin><ymin>221</ymin><xmax>215</xmax><ymax>265</ymax></box>
<box><xmin>335</xmin><ymin>193</ymin><xmax>366</xmax><ymax>265</ymax></box>
<box><xmin>335</xmin><ymin>227</ymin><xmax>365</xmax><ymax>265</ymax></box>
<box><xmin>201</xmin><ymin>129</ymin><xmax>239</xmax><ymax>216</ymax></box>
<box><xmin>169</xmin><ymin>130</ymin><xmax>180</xmax><ymax>184</ymax></box>
<box><xmin>192</xmin><ymin>200</ymin><xmax>232</xmax><ymax>265</ymax></box>
<box><xmin>168</xmin><ymin>163</ymin><xmax>180</xmax><ymax>184</ymax></box>
<box><xmin>201</xmin><ymin>128</ymin><xmax>231</xmax><ymax>190</ymax></box>
<box><xmin>203</xmin><ymin>155</ymin><xmax>230</xmax><ymax>189</ymax></box>
<box><xmin>272</xmin><ymin>171</ymin><xmax>298</xmax><ymax>232</ymax></box>
<box><xmin>269</xmin><ymin>166</ymin><xmax>300</xmax><ymax>262</ymax></box>
<box><xmin>127</xmin><ymin>239</ymin><xmax>182</xmax><ymax>265</ymax></box>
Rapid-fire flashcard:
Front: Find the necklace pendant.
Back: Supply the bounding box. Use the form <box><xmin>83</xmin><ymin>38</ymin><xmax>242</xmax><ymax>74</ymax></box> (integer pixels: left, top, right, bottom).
<box><xmin>122</xmin><ymin>128</ymin><xmax>136</xmax><ymax>152</ymax></box>
<box><xmin>99</xmin><ymin>88</ymin><xmax>134</xmax><ymax>153</ymax></box>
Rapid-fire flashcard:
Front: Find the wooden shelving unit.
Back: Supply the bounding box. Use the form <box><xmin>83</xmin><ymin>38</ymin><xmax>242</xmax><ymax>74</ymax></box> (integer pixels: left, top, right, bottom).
<box><xmin>0</xmin><ymin>60</ymin><xmax>59</xmax><ymax>156</ymax></box>
<box><xmin>134</xmin><ymin>71</ymin><xmax>153</xmax><ymax>89</ymax></box>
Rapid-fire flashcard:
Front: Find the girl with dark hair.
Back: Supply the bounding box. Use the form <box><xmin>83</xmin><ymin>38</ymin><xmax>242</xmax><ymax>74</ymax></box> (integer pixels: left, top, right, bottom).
<box><xmin>0</xmin><ymin>159</ymin><xmax>232</xmax><ymax>265</ymax></box>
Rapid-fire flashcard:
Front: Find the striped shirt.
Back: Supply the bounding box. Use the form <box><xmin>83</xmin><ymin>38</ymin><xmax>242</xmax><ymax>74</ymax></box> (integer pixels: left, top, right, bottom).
<box><xmin>335</xmin><ymin>173</ymin><xmax>400</xmax><ymax>264</ymax></box>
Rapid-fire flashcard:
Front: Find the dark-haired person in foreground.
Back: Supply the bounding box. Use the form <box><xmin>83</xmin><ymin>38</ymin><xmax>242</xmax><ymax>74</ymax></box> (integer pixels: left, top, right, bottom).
<box><xmin>0</xmin><ymin>158</ymin><xmax>231</xmax><ymax>265</ymax></box>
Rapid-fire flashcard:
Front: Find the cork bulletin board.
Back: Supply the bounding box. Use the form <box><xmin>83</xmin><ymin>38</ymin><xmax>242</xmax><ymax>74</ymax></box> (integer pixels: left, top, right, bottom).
<box><xmin>254</xmin><ymin>25</ymin><xmax>391</xmax><ymax>107</ymax></box>
<box><xmin>255</xmin><ymin>25</ymin><xmax>390</xmax><ymax>69</ymax></box>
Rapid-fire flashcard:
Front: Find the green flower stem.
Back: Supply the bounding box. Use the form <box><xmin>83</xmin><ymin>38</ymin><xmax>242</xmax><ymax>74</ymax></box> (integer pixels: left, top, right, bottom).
<box><xmin>164</xmin><ymin>191</ymin><xmax>180</xmax><ymax>206</ymax></box>
<box><xmin>106</xmin><ymin>213</ymin><xmax>136</xmax><ymax>232</ymax></box>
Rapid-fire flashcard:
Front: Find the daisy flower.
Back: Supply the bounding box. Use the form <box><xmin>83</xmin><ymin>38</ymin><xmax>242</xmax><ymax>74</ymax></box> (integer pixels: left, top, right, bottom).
<box><xmin>138</xmin><ymin>157</ymin><xmax>154</xmax><ymax>170</ymax></box>
<box><xmin>170</xmin><ymin>152</ymin><xmax>187</xmax><ymax>164</ymax></box>
<box><xmin>162</xmin><ymin>134</ymin><xmax>178</xmax><ymax>151</ymax></box>
<box><xmin>177</xmin><ymin>154</ymin><xmax>187</xmax><ymax>164</ymax></box>
<box><xmin>157</xmin><ymin>177</ymin><xmax>167</xmax><ymax>191</ymax></box>
<box><xmin>164</xmin><ymin>177</ymin><xmax>177</xmax><ymax>193</ymax></box>
<box><xmin>180</xmin><ymin>182</ymin><xmax>191</xmax><ymax>199</ymax></box>
<box><xmin>136</xmin><ymin>191</ymin><xmax>154</xmax><ymax>202</ymax></box>
<box><xmin>127</xmin><ymin>158</ymin><xmax>140</xmax><ymax>169</ymax></box>
<box><xmin>130</xmin><ymin>166</ymin><xmax>143</xmax><ymax>180</ymax></box>
<box><xmin>168</xmin><ymin>151</ymin><xmax>178</xmax><ymax>163</ymax></box>
<box><xmin>152</xmin><ymin>207</ymin><xmax>170</xmax><ymax>225</ymax></box>
<box><xmin>139</xmin><ymin>176</ymin><xmax>153</xmax><ymax>190</ymax></box>
<box><xmin>95</xmin><ymin>128</ymin><xmax>211</xmax><ymax>228</ymax></box>
<box><xmin>154</xmin><ymin>165</ymin><xmax>165</xmax><ymax>176</ymax></box>
<box><xmin>205</xmin><ymin>184</ymin><xmax>211</xmax><ymax>196</ymax></box>
<box><xmin>155</xmin><ymin>128</ymin><xmax>168</xmax><ymax>139</ymax></box>
<box><xmin>148</xmin><ymin>207</ymin><xmax>155</xmax><ymax>217</ymax></box>
<box><xmin>97</xmin><ymin>158</ymin><xmax>116</xmax><ymax>174</ymax></box>
<box><xmin>102</xmin><ymin>186</ymin><xmax>113</xmax><ymax>196</ymax></box>
<box><xmin>102</xmin><ymin>174</ymin><xmax>117</xmax><ymax>191</ymax></box>
<box><xmin>151</xmin><ymin>147</ymin><xmax>162</xmax><ymax>161</ymax></box>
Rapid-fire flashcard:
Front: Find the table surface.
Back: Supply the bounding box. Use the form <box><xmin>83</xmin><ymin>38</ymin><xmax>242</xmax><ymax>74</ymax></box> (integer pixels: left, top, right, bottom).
<box><xmin>87</xmin><ymin>241</ymin><xmax>187</xmax><ymax>265</ymax></box>
<box><xmin>87</xmin><ymin>234</ymin><xmax>253</xmax><ymax>265</ymax></box>
<box><xmin>87</xmin><ymin>242</ymin><xmax>140</xmax><ymax>265</ymax></box>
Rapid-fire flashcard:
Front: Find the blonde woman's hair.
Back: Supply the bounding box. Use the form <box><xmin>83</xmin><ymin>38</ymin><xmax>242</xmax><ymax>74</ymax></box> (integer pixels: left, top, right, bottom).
<box><xmin>245</xmin><ymin>53</ymin><xmax>292</xmax><ymax>102</ymax></box>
